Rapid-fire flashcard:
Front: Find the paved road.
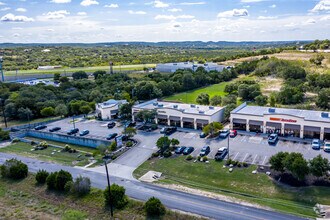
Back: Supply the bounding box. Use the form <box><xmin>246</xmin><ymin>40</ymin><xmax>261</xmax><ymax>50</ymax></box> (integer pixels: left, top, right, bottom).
<box><xmin>0</xmin><ymin>152</ymin><xmax>306</xmax><ymax>220</ymax></box>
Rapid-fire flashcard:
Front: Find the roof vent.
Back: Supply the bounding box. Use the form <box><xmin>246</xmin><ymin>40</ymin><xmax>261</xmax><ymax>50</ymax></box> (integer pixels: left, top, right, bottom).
<box><xmin>158</xmin><ymin>104</ymin><xmax>164</xmax><ymax>108</ymax></box>
<box><xmin>321</xmin><ymin>112</ymin><xmax>329</xmax><ymax>118</ymax></box>
<box><xmin>191</xmin><ymin>104</ymin><xmax>196</xmax><ymax>108</ymax></box>
<box><xmin>173</xmin><ymin>63</ymin><xmax>177</xmax><ymax>66</ymax></box>
<box><xmin>153</xmin><ymin>102</ymin><xmax>158</xmax><ymax>106</ymax></box>
<box><xmin>268</xmin><ymin>108</ymin><xmax>276</xmax><ymax>113</ymax></box>
<box><xmin>173</xmin><ymin>105</ymin><xmax>178</xmax><ymax>108</ymax></box>
<box><xmin>199</xmin><ymin>110</ymin><xmax>205</xmax><ymax>114</ymax></box>
<box><xmin>209</xmin><ymin>106</ymin><xmax>214</xmax><ymax>110</ymax></box>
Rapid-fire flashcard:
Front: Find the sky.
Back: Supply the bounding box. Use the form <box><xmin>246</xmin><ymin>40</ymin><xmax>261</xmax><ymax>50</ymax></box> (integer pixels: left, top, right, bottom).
<box><xmin>0</xmin><ymin>0</ymin><xmax>329</xmax><ymax>43</ymax></box>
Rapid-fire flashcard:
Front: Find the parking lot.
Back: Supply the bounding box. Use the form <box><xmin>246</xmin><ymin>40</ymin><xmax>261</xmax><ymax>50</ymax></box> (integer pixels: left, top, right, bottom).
<box><xmin>44</xmin><ymin>117</ymin><xmax>330</xmax><ymax>173</ymax></box>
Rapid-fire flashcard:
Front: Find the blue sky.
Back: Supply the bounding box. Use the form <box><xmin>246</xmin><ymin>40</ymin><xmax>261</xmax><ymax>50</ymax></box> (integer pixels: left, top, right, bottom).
<box><xmin>0</xmin><ymin>0</ymin><xmax>329</xmax><ymax>43</ymax></box>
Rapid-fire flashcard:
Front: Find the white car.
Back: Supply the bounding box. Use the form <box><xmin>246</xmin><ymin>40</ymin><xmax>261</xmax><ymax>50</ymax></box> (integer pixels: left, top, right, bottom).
<box><xmin>324</xmin><ymin>142</ymin><xmax>330</xmax><ymax>152</ymax></box>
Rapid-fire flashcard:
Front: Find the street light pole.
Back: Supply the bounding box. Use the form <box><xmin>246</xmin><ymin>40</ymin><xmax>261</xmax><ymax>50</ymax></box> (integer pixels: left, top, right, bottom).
<box><xmin>0</xmin><ymin>98</ymin><xmax>7</xmax><ymax>128</ymax></box>
<box><xmin>227</xmin><ymin>134</ymin><xmax>230</xmax><ymax>160</ymax></box>
<box><xmin>72</xmin><ymin>115</ymin><xmax>76</xmax><ymax>129</ymax></box>
<box><xmin>104</xmin><ymin>158</ymin><xmax>114</xmax><ymax>217</ymax></box>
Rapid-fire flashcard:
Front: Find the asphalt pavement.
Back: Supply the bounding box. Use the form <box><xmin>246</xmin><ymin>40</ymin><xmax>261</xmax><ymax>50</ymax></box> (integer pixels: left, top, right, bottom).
<box><xmin>0</xmin><ymin>152</ymin><xmax>306</xmax><ymax>220</ymax></box>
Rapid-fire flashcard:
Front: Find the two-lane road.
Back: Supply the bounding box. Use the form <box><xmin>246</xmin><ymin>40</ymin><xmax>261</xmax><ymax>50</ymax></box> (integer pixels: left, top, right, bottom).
<box><xmin>0</xmin><ymin>152</ymin><xmax>306</xmax><ymax>220</ymax></box>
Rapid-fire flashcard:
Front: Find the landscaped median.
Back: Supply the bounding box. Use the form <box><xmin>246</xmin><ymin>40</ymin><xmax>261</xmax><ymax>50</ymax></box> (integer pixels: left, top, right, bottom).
<box><xmin>133</xmin><ymin>156</ymin><xmax>330</xmax><ymax>218</ymax></box>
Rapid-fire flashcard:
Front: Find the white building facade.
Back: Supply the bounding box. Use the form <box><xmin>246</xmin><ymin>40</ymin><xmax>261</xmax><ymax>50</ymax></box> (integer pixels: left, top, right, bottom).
<box><xmin>230</xmin><ymin>103</ymin><xmax>330</xmax><ymax>140</ymax></box>
<box><xmin>95</xmin><ymin>99</ymin><xmax>128</xmax><ymax>120</ymax></box>
<box><xmin>132</xmin><ymin>99</ymin><xmax>225</xmax><ymax>130</ymax></box>
<box><xmin>156</xmin><ymin>62</ymin><xmax>226</xmax><ymax>73</ymax></box>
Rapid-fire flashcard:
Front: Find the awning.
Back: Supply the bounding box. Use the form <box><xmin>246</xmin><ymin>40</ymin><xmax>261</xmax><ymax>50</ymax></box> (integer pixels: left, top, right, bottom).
<box><xmin>249</xmin><ymin>120</ymin><xmax>263</xmax><ymax>126</ymax></box>
<box><xmin>325</xmin><ymin>128</ymin><xmax>330</xmax><ymax>133</ymax></box>
<box><xmin>284</xmin><ymin>124</ymin><xmax>300</xmax><ymax>130</ymax></box>
<box><xmin>304</xmin><ymin>126</ymin><xmax>321</xmax><ymax>132</ymax></box>
<box><xmin>169</xmin><ymin>116</ymin><xmax>180</xmax><ymax>121</ymax></box>
<box><xmin>196</xmin><ymin>119</ymin><xmax>209</xmax><ymax>124</ymax></box>
<box><xmin>182</xmin><ymin>117</ymin><xmax>194</xmax><ymax>123</ymax></box>
<box><xmin>233</xmin><ymin>118</ymin><xmax>247</xmax><ymax>124</ymax></box>
<box><xmin>266</xmin><ymin>122</ymin><xmax>281</xmax><ymax>129</ymax></box>
<box><xmin>157</xmin><ymin>114</ymin><xmax>168</xmax><ymax>119</ymax></box>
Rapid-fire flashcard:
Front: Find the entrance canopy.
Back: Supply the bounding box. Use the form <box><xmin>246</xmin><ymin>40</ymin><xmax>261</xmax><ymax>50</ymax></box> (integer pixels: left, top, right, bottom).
<box><xmin>304</xmin><ymin>126</ymin><xmax>321</xmax><ymax>132</ymax></box>
<box><xmin>249</xmin><ymin>120</ymin><xmax>263</xmax><ymax>126</ymax></box>
<box><xmin>233</xmin><ymin>118</ymin><xmax>247</xmax><ymax>124</ymax></box>
<box><xmin>157</xmin><ymin>114</ymin><xmax>168</xmax><ymax>119</ymax></box>
<box><xmin>169</xmin><ymin>116</ymin><xmax>180</xmax><ymax>121</ymax></box>
<box><xmin>182</xmin><ymin>117</ymin><xmax>194</xmax><ymax>123</ymax></box>
<box><xmin>266</xmin><ymin>122</ymin><xmax>281</xmax><ymax>129</ymax></box>
<box><xmin>196</xmin><ymin>119</ymin><xmax>209</xmax><ymax>124</ymax></box>
<box><xmin>284</xmin><ymin>124</ymin><xmax>300</xmax><ymax>130</ymax></box>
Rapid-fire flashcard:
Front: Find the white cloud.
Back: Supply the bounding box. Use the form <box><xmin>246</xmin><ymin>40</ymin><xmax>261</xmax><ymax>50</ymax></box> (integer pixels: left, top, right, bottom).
<box><xmin>0</xmin><ymin>1</ymin><xmax>5</xmax><ymax>5</ymax></box>
<box><xmin>128</xmin><ymin>10</ymin><xmax>146</xmax><ymax>15</ymax></box>
<box><xmin>0</xmin><ymin>13</ymin><xmax>34</xmax><ymax>22</ymax></box>
<box><xmin>311</xmin><ymin>0</ymin><xmax>330</xmax><ymax>12</ymax></box>
<box><xmin>304</xmin><ymin>18</ymin><xmax>316</xmax><ymax>24</ymax></box>
<box><xmin>105</xmin><ymin>4</ymin><xmax>118</xmax><ymax>8</ymax></box>
<box><xmin>13</xmin><ymin>33</ymin><xmax>20</xmax><ymax>37</ymax></box>
<box><xmin>217</xmin><ymin>9</ymin><xmax>249</xmax><ymax>18</ymax></box>
<box><xmin>179</xmin><ymin>2</ymin><xmax>206</xmax><ymax>5</ymax></box>
<box><xmin>155</xmin><ymin>14</ymin><xmax>195</xmax><ymax>20</ymax></box>
<box><xmin>270</xmin><ymin>4</ymin><xmax>276</xmax><ymax>8</ymax></box>
<box><xmin>258</xmin><ymin>16</ymin><xmax>277</xmax><ymax>20</ymax></box>
<box><xmin>77</xmin><ymin>12</ymin><xmax>87</xmax><ymax>16</ymax></box>
<box><xmin>16</xmin><ymin>8</ymin><xmax>27</xmax><ymax>12</ymax></box>
<box><xmin>50</xmin><ymin>0</ymin><xmax>71</xmax><ymax>3</ymax></box>
<box><xmin>168</xmin><ymin>8</ymin><xmax>182</xmax><ymax>12</ymax></box>
<box><xmin>80</xmin><ymin>0</ymin><xmax>99</xmax><ymax>7</ymax></box>
<box><xmin>153</xmin><ymin>0</ymin><xmax>169</xmax><ymax>8</ymax></box>
<box><xmin>42</xmin><ymin>10</ymin><xmax>70</xmax><ymax>19</ymax></box>
<box><xmin>321</xmin><ymin>15</ymin><xmax>330</xmax><ymax>20</ymax></box>
<box><xmin>0</xmin><ymin>7</ymin><xmax>10</xmax><ymax>11</ymax></box>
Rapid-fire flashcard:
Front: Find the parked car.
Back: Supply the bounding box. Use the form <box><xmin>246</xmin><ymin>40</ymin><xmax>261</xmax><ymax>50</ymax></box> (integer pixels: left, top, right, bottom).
<box><xmin>49</xmin><ymin>127</ymin><xmax>61</xmax><ymax>132</ymax></box>
<box><xmin>311</xmin><ymin>139</ymin><xmax>321</xmax><ymax>150</ymax></box>
<box><xmin>106</xmin><ymin>133</ymin><xmax>118</xmax><ymax>140</ymax></box>
<box><xmin>200</xmin><ymin>132</ymin><xmax>207</xmax><ymax>138</ymax></box>
<box><xmin>34</xmin><ymin>125</ymin><xmax>47</xmax><ymax>130</ymax></box>
<box><xmin>324</xmin><ymin>142</ymin><xmax>330</xmax><ymax>152</ymax></box>
<box><xmin>67</xmin><ymin>128</ymin><xmax>79</xmax><ymax>135</ymax></box>
<box><xmin>214</xmin><ymin>147</ymin><xmax>228</xmax><ymax>161</ymax></box>
<box><xmin>107</xmin><ymin>122</ymin><xmax>116</xmax><ymax>129</ymax></box>
<box><xmin>219</xmin><ymin>129</ymin><xmax>230</xmax><ymax>138</ymax></box>
<box><xmin>124</xmin><ymin>121</ymin><xmax>136</xmax><ymax>128</ymax></box>
<box><xmin>175</xmin><ymin>146</ymin><xmax>186</xmax><ymax>154</ymax></box>
<box><xmin>10</xmin><ymin>127</ymin><xmax>20</xmax><ymax>132</ymax></box>
<box><xmin>183</xmin><ymin>147</ymin><xmax>194</xmax><ymax>155</ymax></box>
<box><xmin>229</xmin><ymin>130</ymin><xmax>237</xmax><ymax>138</ymax></box>
<box><xmin>200</xmin><ymin>146</ymin><xmax>210</xmax><ymax>157</ymax></box>
<box><xmin>160</xmin><ymin>127</ymin><xmax>177</xmax><ymax>135</ymax></box>
<box><xmin>268</xmin><ymin>134</ymin><xmax>278</xmax><ymax>145</ymax></box>
<box><xmin>79</xmin><ymin>130</ymin><xmax>89</xmax><ymax>136</ymax></box>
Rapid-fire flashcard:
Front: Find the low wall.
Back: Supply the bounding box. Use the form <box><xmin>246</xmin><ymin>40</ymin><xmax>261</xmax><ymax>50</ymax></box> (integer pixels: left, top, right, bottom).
<box><xmin>26</xmin><ymin>130</ymin><xmax>111</xmax><ymax>148</ymax></box>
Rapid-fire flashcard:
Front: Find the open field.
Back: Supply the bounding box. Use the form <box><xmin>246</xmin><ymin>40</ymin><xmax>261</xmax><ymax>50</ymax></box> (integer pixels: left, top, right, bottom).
<box><xmin>134</xmin><ymin>156</ymin><xmax>330</xmax><ymax>218</ymax></box>
<box><xmin>0</xmin><ymin>142</ymin><xmax>92</xmax><ymax>167</ymax></box>
<box><xmin>0</xmin><ymin>174</ymin><xmax>201</xmax><ymax>220</ymax></box>
<box><xmin>4</xmin><ymin>64</ymin><xmax>156</xmax><ymax>76</ymax></box>
<box><xmin>164</xmin><ymin>82</ymin><xmax>229</xmax><ymax>104</ymax></box>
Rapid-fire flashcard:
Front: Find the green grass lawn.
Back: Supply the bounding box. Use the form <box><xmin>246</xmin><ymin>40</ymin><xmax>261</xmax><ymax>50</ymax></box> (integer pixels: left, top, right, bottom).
<box><xmin>4</xmin><ymin>64</ymin><xmax>156</xmax><ymax>76</ymax></box>
<box><xmin>0</xmin><ymin>142</ymin><xmax>91</xmax><ymax>167</ymax></box>
<box><xmin>134</xmin><ymin>156</ymin><xmax>329</xmax><ymax>218</ymax></box>
<box><xmin>165</xmin><ymin>82</ymin><xmax>229</xmax><ymax>104</ymax></box>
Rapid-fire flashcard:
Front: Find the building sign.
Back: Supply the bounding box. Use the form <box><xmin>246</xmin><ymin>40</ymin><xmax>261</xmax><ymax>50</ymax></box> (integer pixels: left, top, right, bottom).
<box><xmin>158</xmin><ymin>110</ymin><xmax>166</xmax><ymax>114</ymax></box>
<box><xmin>270</xmin><ymin>117</ymin><xmax>297</xmax><ymax>123</ymax></box>
<box><xmin>115</xmin><ymin>135</ymin><xmax>123</xmax><ymax>148</ymax></box>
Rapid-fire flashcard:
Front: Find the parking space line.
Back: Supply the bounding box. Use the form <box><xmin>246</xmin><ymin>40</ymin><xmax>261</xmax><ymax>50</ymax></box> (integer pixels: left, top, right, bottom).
<box><xmin>262</xmin><ymin>156</ymin><xmax>267</xmax><ymax>165</ymax></box>
<box><xmin>252</xmin><ymin>154</ymin><xmax>258</xmax><ymax>164</ymax></box>
<box><xmin>242</xmin><ymin>153</ymin><xmax>249</xmax><ymax>162</ymax></box>
<box><xmin>233</xmin><ymin>152</ymin><xmax>240</xmax><ymax>160</ymax></box>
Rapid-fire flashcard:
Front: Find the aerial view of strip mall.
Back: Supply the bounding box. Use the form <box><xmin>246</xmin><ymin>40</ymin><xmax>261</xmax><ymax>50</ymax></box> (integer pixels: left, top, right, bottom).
<box><xmin>0</xmin><ymin>0</ymin><xmax>330</xmax><ymax>219</ymax></box>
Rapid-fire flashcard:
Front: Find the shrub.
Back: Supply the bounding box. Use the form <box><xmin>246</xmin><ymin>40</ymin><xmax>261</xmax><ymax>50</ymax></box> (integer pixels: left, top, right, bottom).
<box><xmin>186</xmin><ymin>155</ymin><xmax>193</xmax><ymax>161</ymax></box>
<box><xmin>11</xmin><ymin>138</ymin><xmax>20</xmax><ymax>143</ymax></box>
<box><xmin>30</xmin><ymin>141</ymin><xmax>36</xmax><ymax>145</ymax></box>
<box><xmin>71</xmin><ymin>176</ymin><xmax>91</xmax><ymax>196</ymax></box>
<box><xmin>237</xmin><ymin>162</ymin><xmax>242</xmax><ymax>168</ymax></box>
<box><xmin>126</xmin><ymin>141</ymin><xmax>133</xmax><ymax>147</ymax></box>
<box><xmin>36</xmin><ymin>169</ymin><xmax>49</xmax><ymax>184</ymax></box>
<box><xmin>104</xmin><ymin>184</ymin><xmax>128</xmax><ymax>209</ymax></box>
<box><xmin>152</xmin><ymin>152</ymin><xmax>159</xmax><ymax>158</ymax></box>
<box><xmin>197</xmin><ymin>156</ymin><xmax>201</xmax><ymax>161</ymax></box>
<box><xmin>0</xmin><ymin>128</ymin><xmax>10</xmax><ymax>141</ymax></box>
<box><xmin>46</xmin><ymin>172</ymin><xmax>58</xmax><ymax>190</ymax></box>
<box><xmin>64</xmin><ymin>181</ymin><xmax>73</xmax><ymax>192</ymax></box>
<box><xmin>243</xmin><ymin>162</ymin><xmax>248</xmax><ymax>167</ymax></box>
<box><xmin>226</xmin><ymin>159</ymin><xmax>233</xmax><ymax>166</ymax></box>
<box><xmin>0</xmin><ymin>158</ymin><xmax>28</xmax><ymax>180</ymax></box>
<box><xmin>202</xmin><ymin>156</ymin><xmax>208</xmax><ymax>162</ymax></box>
<box><xmin>232</xmin><ymin>160</ymin><xmax>238</xmax><ymax>166</ymax></box>
<box><xmin>163</xmin><ymin>150</ymin><xmax>172</xmax><ymax>158</ymax></box>
<box><xmin>144</xmin><ymin>197</ymin><xmax>166</xmax><ymax>217</ymax></box>
<box><xmin>55</xmin><ymin>170</ymin><xmax>73</xmax><ymax>191</ymax></box>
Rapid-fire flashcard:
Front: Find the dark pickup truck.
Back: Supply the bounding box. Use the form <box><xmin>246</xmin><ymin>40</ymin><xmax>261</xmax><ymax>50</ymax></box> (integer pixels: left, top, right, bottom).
<box><xmin>214</xmin><ymin>147</ymin><xmax>228</xmax><ymax>161</ymax></box>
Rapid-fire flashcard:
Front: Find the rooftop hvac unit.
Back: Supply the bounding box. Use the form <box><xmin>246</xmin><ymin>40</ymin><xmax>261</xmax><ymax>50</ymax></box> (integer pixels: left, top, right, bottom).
<box><xmin>153</xmin><ymin>102</ymin><xmax>158</xmax><ymax>106</ymax></box>
<box><xmin>321</xmin><ymin>112</ymin><xmax>329</xmax><ymax>118</ymax></box>
<box><xmin>158</xmin><ymin>104</ymin><xmax>164</xmax><ymax>107</ymax></box>
<box><xmin>209</xmin><ymin>106</ymin><xmax>214</xmax><ymax>110</ymax></box>
<box><xmin>199</xmin><ymin>110</ymin><xmax>205</xmax><ymax>114</ymax></box>
<box><xmin>268</xmin><ymin>108</ymin><xmax>276</xmax><ymax>113</ymax></box>
<box><xmin>173</xmin><ymin>105</ymin><xmax>178</xmax><ymax>108</ymax></box>
<box><xmin>190</xmin><ymin>104</ymin><xmax>196</xmax><ymax>108</ymax></box>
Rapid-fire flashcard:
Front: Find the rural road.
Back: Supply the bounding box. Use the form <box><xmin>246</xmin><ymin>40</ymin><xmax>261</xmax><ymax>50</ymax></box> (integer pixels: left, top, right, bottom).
<box><xmin>0</xmin><ymin>152</ymin><xmax>306</xmax><ymax>220</ymax></box>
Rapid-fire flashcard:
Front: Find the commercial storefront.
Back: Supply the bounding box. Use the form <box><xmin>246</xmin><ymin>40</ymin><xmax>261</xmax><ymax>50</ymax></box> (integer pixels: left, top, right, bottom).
<box><xmin>95</xmin><ymin>99</ymin><xmax>128</xmax><ymax>120</ymax></box>
<box><xmin>230</xmin><ymin>103</ymin><xmax>330</xmax><ymax>140</ymax></box>
<box><xmin>132</xmin><ymin>99</ymin><xmax>225</xmax><ymax>130</ymax></box>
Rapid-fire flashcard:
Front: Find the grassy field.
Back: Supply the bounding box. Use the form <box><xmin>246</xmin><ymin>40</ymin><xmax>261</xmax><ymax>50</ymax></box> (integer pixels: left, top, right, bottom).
<box><xmin>0</xmin><ymin>174</ymin><xmax>203</xmax><ymax>220</ymax></box>
<box><xmin>4</xmin><ymin>64</ymin><xmax>156</xmax><ymax>76</ymax></box>
<box><xmin>165</xmin><ymin>82</ymin><xmax>229</xmax><ymax>104</ymax></box>
<box><xmin>0</xmin><ymin>142</ymin><xmax>92</xmax><ymax>167</ymax></box>
<box><xmin>133</xmin><ymin>156</ymin><xmax>329</xmax><ymax>218</ymax></box>
<box><xmin>0</xmin><ymin>116</ymin><xmax>60</xmax><ymax>129</ymax></box>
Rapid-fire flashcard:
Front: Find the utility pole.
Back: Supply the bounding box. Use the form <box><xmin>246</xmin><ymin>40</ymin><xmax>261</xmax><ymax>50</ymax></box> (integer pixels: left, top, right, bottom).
<box><xmin>227</xmin><ymin>135</ymin><xmax>230</xmax><ymax>160</ymax></box>
<box><xmin>72</xmin><ymin>115</ymin><xmax>76</xmax><ymax>129</ymax></box>
<box><xmin>0</xmin><ymin>56</ymin><xmax>4</xmax><ymax>82</ymax></box>
<box><xmin>103</xmin><ymin>158</ymin><xmax>113</xmax><ymax>217</ymax></box>
<box><xmin>109</xmin><ymin>61</ymin><xmax>113</xmax><ymax>74</ymax></box>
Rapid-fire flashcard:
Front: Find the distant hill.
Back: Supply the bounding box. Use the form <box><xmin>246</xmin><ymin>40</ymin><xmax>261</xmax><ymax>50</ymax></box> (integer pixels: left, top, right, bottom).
<box><xmin>0</xmin><ymin>41</ymin><xmax>310</xmax><ymax>49</ymax></box>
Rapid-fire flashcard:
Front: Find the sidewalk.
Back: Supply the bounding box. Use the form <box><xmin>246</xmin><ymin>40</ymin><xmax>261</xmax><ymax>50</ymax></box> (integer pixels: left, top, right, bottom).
<box><xmin>237</xmin><ymin>131</ymin><xmax>313</xmax><ymax>144</ymax></box>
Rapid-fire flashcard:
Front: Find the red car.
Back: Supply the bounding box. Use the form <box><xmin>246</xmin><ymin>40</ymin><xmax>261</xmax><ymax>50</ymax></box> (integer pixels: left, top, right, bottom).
<box><xmin>230</xmin><ymin>130</ymin><xmax>237</xmax><ymax>138</ymax></box>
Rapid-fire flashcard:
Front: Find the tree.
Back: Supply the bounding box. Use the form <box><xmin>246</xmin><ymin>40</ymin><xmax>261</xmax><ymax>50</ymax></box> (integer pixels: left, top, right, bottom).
<box><xmin>269</xmin><ymin>152</ymin><xmax>289</xmax><ymax>173</ymax></box>
<box><xmin>93</xmin><ymin>70</ymin><xmax>106</xmax><ymax>79</ymax></box>
<box><xmin>110</xmin><ymin>141</ymin><xmax>117</xmax><ymax>151</ymax></box>
<box><xmin>40</xmin><ymin>106</ymin><xmax>55</xmax><ymax>117</ymax></box>
<box><xmin>310</xmin><ymin>54</ymin><xmax>325</xmax><ymax>66</ymax></box>
<box><xmin>119</xmin><ymin>103</ymin><xmax>133</xmax><ymax>120</ymax></box>
<box><xmin>255</xmin><ymin>95</ymin><xmax>268</xmax><ymax>106</ymax></box>
<box><xmin>59</xmin><ymin>76</ymin><xmax>69</xmax><ymax>83</ymax></box>
<box><xmin>222</xmin><ymin>95</ymin><xmax>237</xmax><ymax>106</ymax></box>
<box><xmin>0</xmin><ymin>128</ymin><xmax>10</xmax><ymax>141</ymax></box>
<box><xmin>96</xmin><ymin>145</ymin><xmax>109</xmax><ymax>155</ymax></box>
<box><xmin>36</xmin><ymin>169</ymin><xmax>49</xmax><ymax>184</ymax></box>
<box><xmin>156</xmin><ymin>136</ymin><xmax>171</xmax><ymax>154</ymax></box>
<box><xmin>144</xmin><ymin>197</ymin><xmax>166</xmax><ymax>216</ymax></box>
<box><xmin>55</xmin><ymin>104</ymin><xmax>68</xmax><ymax>117</ymax></box>
<box><xmin>54</xmin><ymin>73</ymin><xmax>61</xmax><ymax>82</ymax></box>
<box><xmin>72</xmin><ymin>71</ymin><xmax>88</xmax><ymax>80</ymax></box>
<box><xmin>17</xmin><ymin>107</ymin><xmax>33</xmax><ymax>120</ymax></box>
<box><xmin>291</xmin><ymin>156</ymin><xmax>309</xmax><ymax>180</ymax></box>
<box><xmin>224</xmin><ymin>103</ymin><xmax>237</xmax><ymax>120</ymax></box>
<box><xmin>4</xmin><ymin>103</ymin><xmax>17</xmax><ymax>119</ymax></box>
<box><xmin>0</xmin><ymin>158</ymin><xmax>28</xmax><ymax>180</ymax></box>
<box><xmin>316</xmin><ymin>88</ymin><xmax>330</xmax><ymax>109</ymax></box>
<box><xmin>269</xmin><ymin>93</ymin><xmax>276</xmax><ymax>107</ymax></box>
<box><xmin>136</xmin><ymin>110</ymin><xmax>157</xmax><ymax>123</ymax></box>
<box><xmin>104</xmin><ymin>184</ymin><xmax>128</xmax><ymax>209</ymax></box>
<box><xmin>171</xmin><ymin>138</ymin><xmax>180</xmax><ymax>147</ymax></box>
<box><xmin>79</xmin><ymin>105</ymin><xmax>92</xmax><ymax>116</ymax></box>
<box><xmin>196</xmin><ymin>93</ymin><xmax>210</xmax><ymax>105</ymax></box>
<box><xmin>124</xmin><ymin>127</ymin><xmax>137</xmax><ymax>138</ymax></box>
<box><xmin>71</xmin><ymin>176</ymin><xmax>91</xmax><ymax>196</ymax></box>
<box><xmin>202</xmin><ymin>122</ymin><xmax>224</xmax><ymax>137</ymax></box>
<box><xmin>309</xmin><ymin>155</ymin><xmax>330</xmax><ymax>177</ymax></box>
<box><xmin>55</xmin><ymin>170</ymin><xmax>73</xmax><ymax>191</ymax></box>
<box><xmin>210</xmin><ymin>95</ymin><xmax>222</xmax><ymax>106</ymax></box>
